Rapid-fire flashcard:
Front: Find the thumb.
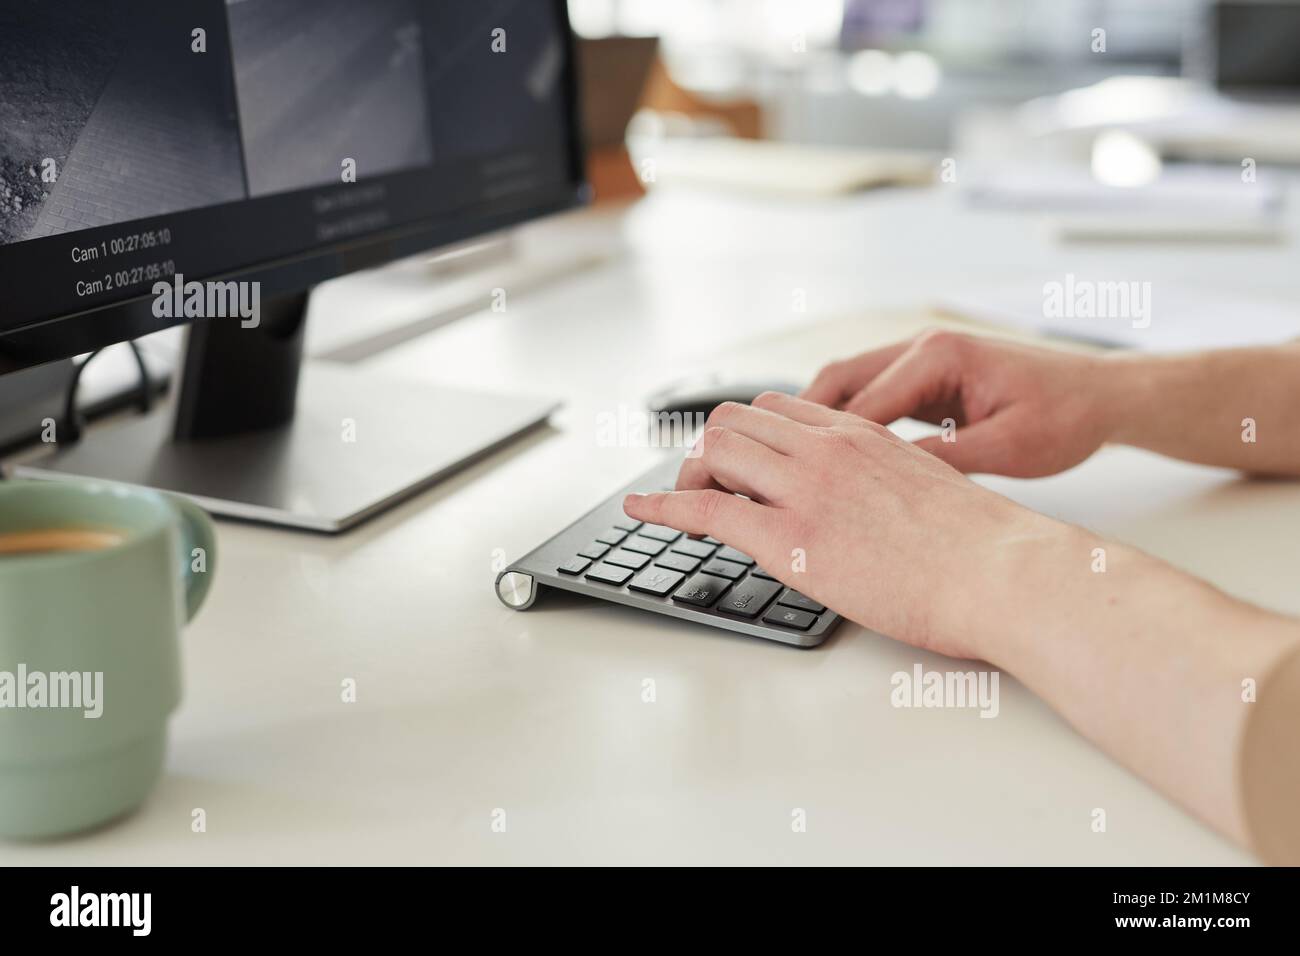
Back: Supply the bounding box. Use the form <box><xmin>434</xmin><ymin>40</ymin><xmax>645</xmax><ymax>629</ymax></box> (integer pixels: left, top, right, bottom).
<box><xmin>914</xmin><ymin>418</ymin><xmax>1014</xmax><ymax>475</ymax></box>
<box><xmin>843</xmin><ymin>339</ymin><xmax>960</xmax><ymax>425</ymax></box>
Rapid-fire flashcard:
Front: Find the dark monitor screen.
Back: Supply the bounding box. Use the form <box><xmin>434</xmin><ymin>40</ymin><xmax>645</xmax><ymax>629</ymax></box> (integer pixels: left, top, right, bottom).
<box><xmin>0</xmin><ymin>0</ymin><xmax>585</xmax><ymax>365</ymax></box>
<box><xmin>1214</xmin><ymin>1</ymin><xmax>1300</xmax><ymax>91</ymax></box>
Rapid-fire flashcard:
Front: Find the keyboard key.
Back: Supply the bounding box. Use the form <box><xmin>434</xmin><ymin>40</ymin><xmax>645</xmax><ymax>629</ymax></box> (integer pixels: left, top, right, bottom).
<box><xmin>621</xmin><ymin>535</ymin><xmax>667</xmax><ymax>557</ymax></box>
<box><xmin>672</xmin><ymin>572</ymin><xmax>730</xmax><ymax>608</ymax></box>
<box><xmin>578</xmin><ymin>542</ymin><xmax>610</xmax><ymax>561</ymax></box>
<box><xmin>558</xmin><ymin>556</ymin><xmax>591</xmax><ymax>575</ymax></box>
<box><xmin>613</xmin><ymin>517</ymin><xmax>643</xmax><ymax>532</ymax></box>
<box><xmin>751</xmin><ymin>567</ymin><xmax>777</xmax><ymax>580</ymax></box>
<box><xmin>638</xmin><ymin>524</ymin><xmax>682</xmax><ymax>543</ymax></box>
<box><xmin>628</xmin><ymin>566</ymin><xmax>685</xmax><ymax>597</ymax></box>
<box><xmin>585</xmin><ymin>563</ymin><xmax>634</xmax><ymax>586</ymax></box>
<box><xmin>703</xmin><ymin>536</ymin><xmax>722</xmax><ymax>546</ymax></box>
<box><xmin>655</xmin><ymin>551</ymin><xmax>700</xmax><ymax>574</ymax></box>
<box><xmin>715</xmin><ymin>546</ymin><xmax>754</xmax><ymax>566</ymax></box>
<box><xmin>763</xmin><ymin>606</ymin><xmax>817</xmax><ymax>631</ymax></box>
<box><xmin>699</xmin><ymin>558</ymin><xmax>746</xmax><ymax>581</ymax></box>
<box><xmin>604</xmin><ymin>549</ymin><xmax>650</xmax><ymax>571</ymax></box>
<box><xmin>777</xmin><ymin>589</ymin><xmax>825</xmax><ymax>614</ymax></box>
<box><xmin>717</xmin><ymin>578</ymin><xmax>782</xmax><ymax>618</ymax></box>
<box><xmin>595</xmin><ymin>527</ymin><xmax>629</xmax><ymax>546</ymax></box>
<box><xmin>671</xmin><ymin>538</ymin><xmax>715</xmax><ymax>559</ymax></box>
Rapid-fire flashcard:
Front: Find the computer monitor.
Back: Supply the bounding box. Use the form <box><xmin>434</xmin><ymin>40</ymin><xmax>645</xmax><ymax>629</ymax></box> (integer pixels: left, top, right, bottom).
<box><xmin>0</xmin><ymin>0</ymin><xmax>586</xmax><ymax>531</ymax></box>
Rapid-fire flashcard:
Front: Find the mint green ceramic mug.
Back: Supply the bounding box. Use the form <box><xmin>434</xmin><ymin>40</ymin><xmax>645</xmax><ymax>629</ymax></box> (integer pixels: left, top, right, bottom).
<box><xmin>0</xmin><ymin>479</ymin><xmax>216</xmax><ymax>839</ymax></box>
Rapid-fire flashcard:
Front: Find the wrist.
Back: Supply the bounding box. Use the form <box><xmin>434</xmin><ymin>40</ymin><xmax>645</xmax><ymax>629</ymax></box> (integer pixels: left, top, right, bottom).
<box><xmin>950</xmin><ymin>504</ymin><xmax>1082</xmax><ymax>664</ymax></box>
<box><xmin>1091</xmin><ymin>352</ymin><xmax>1162</xmax><ymax>447</ymax></box>
<box><xmin>1094</xmin><ymin>351</ymin><xmax>1214</xmax><ymax>449</ymax></box>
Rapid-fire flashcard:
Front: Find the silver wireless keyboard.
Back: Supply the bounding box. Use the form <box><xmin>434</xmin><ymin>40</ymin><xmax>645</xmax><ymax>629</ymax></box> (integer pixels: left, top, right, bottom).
<box><xmin>495</xmin><ymin>456</ymin><xmax>841</xmax><ymax>648</ymax></box>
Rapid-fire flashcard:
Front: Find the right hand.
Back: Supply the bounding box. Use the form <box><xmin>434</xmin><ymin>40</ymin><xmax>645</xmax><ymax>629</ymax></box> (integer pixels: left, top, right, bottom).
<box><xmin>624</xmin><ymin>393</ymin><xmax>1066</xmax><ymax>657</ymax></box>
<box><xmin>801</xmin><ymin>329</ymin><xmax>1123</xmax><ymax>478</ymax></box>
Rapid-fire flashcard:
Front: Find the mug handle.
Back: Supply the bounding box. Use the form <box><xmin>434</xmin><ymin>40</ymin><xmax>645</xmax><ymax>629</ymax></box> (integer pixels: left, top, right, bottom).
<box><xmin>166</xmin><ymin>495</ymin><xmax>217</xmax><ymax>623</ymax></box>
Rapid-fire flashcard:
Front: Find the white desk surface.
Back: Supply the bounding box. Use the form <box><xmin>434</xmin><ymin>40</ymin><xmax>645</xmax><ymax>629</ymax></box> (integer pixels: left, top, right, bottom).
<box><xmin>12</xmin><ymin>184</ymin><xmax>1300</xmax><ymax>865</ymax></box>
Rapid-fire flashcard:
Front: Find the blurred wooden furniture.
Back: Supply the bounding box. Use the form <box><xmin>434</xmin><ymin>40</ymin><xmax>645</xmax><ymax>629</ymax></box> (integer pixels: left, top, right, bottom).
<box><xmin>640</xmin><ymin>56</ymin><xmax>764</xmax><ymax>140</ymax></box>
<box><xmin>578</xmin><ymin>39</ymin><xmax>765</xmax><ymax>203</ymax></box>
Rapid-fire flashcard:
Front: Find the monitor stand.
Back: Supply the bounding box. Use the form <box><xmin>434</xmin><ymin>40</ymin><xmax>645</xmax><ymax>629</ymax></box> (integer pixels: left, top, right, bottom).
<box><xmin>12</xmin><ymin>293</ymin><xmax>559</xmax><ymax>533</ymax></box>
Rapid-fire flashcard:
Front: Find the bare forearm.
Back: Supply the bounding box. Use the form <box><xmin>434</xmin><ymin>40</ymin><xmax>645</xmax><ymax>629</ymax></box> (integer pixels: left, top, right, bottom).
<box><xmin>975</xmin><ymin>521</ymin><xmax>1300</xmax><ymax>862</ymax></box>
<box><xmin>1100</xmin><ymin>345</ymin><xmax>1300</xmax><ymax>475</ymax></box>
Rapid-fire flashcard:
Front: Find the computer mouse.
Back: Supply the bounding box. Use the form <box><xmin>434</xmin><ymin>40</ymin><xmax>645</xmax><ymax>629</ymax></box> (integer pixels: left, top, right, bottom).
<box><xmin>647</xmin><ymin>376</ymin><xmax>803</xmax><ymax>418</ymax></box>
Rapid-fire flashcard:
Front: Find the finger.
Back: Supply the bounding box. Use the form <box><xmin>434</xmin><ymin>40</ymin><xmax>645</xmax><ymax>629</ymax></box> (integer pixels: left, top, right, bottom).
<box><xmin>672</xmin><ymin>400</ymin><xmax>813</xmax><ymax>501</ymax></box>
<box><xmin>755</xmin><ymin>390</ymin><xmax>913</xmax><ymax>453</ymax></box>
<box><xmin>843</xmin><ymin>341</ymin><xmax>961</xmax><ymax>426</ymax></box>
<box><xmin>801</xmin><ymin>341</ymin><xmax>911</xmax><ymax>407</ymax></box>
<box><xmin>704</xmin><ymin>400</ymin><xmax>815</xmax><ymax>456</ymax></box>
<box><xmin>623</xmin><ymin>489</ymin><xmax>776</xmax><ymax>557</ymax></box>
<box><xmin>675</xmin><ymin>427</ymin><xmax>796</xmax><ymax>503</ymax></box>
<box><xmin>750</xmin><ymin>390</ymin><xmax>845</xmax><ymax>427</ymax></box>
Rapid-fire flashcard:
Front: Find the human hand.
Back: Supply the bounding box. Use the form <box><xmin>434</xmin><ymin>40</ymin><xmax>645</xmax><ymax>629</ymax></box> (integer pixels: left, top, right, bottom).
<box><xmin>622</xmin><ymin>392</ymin><xmax>1071</xmax><ymax>658</ymax></box>
<box><xmin>801</xmin><ymin>329</ymin><xmax>1123</xmax><ymax>478</ymax></box>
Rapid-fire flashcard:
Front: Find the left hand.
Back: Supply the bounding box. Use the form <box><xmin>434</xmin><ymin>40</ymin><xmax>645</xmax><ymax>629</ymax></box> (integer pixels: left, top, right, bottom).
<box><xmin>800</xmin><ymin>329</ymin><xmax>1118</xmax><ymax>477</ymax></box>
<box><xmin>622</xmin><ymin>392</ymin><xmax>1069</xmax><ymax>658</ymax></box>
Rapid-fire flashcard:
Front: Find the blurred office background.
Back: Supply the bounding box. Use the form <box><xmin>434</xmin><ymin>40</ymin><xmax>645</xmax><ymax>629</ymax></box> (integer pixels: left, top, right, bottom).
<box><xmin>575</xmin><ymin>0</ymin><xmax>1192</xmax><ymax>147</ymax></box>
<box><xmin>572</xmin><ymin>0</ymin><xmax>1300</xmax><ymax>194</ymax></box>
